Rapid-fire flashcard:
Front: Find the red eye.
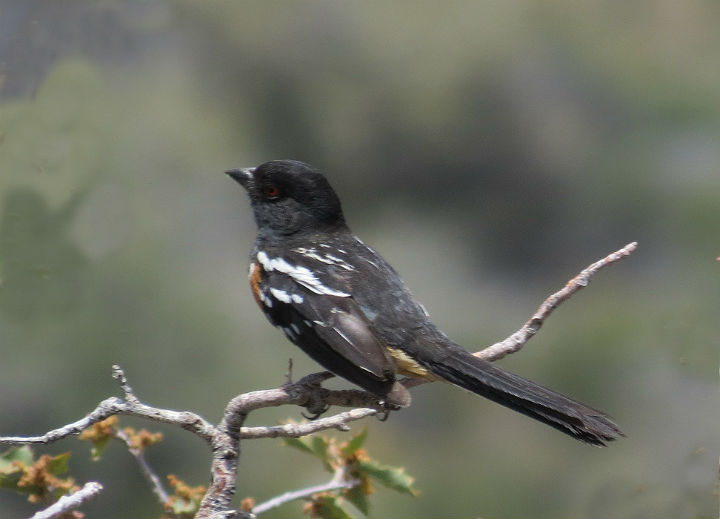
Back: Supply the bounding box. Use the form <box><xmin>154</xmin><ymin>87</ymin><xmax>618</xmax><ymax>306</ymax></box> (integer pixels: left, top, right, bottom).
<box><xmin>262</xmin><ymin>184</ymin><xmax>281</xmax><ymax>198</ymax></box>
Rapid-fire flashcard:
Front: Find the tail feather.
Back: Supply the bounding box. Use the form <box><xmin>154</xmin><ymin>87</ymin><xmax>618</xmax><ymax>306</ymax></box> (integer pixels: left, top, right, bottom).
<box><xmin>429</xmin><ymin>349</ymin><xmax>623</xmax><ymax>445</ymax></box>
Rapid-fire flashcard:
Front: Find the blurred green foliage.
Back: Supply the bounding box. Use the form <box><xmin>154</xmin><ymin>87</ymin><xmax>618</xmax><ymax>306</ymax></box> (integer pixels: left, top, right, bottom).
<box><xmin>1</xmin><ymin>1</ymin><xmax>719</xmax><ymax>517</ymax></box>
<box><xmin>0</xmin><ymin>446</ymin><xmax>77</xmax><ymax>507</ymax></box>
<box><xmin>281</xmin><ymin>427</ymin><xmax>418</xmax><ymax>518</ymax></box>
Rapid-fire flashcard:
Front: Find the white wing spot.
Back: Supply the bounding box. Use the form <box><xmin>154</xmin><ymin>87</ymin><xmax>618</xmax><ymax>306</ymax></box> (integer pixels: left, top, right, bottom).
<box><xmin>268</xmin><ymin>287</ymin><xmax>304</xmax><ymax>305</ymax></box>
<box><xmin>257</xmin><ymin>251</ymin><xmax>351</xmax><ymax>297</ymax></box>
<box><xmin>292</xmin><ymin>247</ymin><xmax>355</xmax><ymax>271</ymax></box>
<box><xmin>301</xmin><ymin>250</ymin><xmax>335</xmax><ymax>264</ymax></box>
<box><xmin>354</xmin><ymin>236</ymin><xmax>376</xmax><ymax>255</ymax></box>
<box><xmin>332</xmin><ymin>326</ymin><xmax>353</xmax><ymax>346</ymax></box>
<box><xmin>269</xmin><ymin>287</ymin><xmax>292</xmax><ymax>304</ymax></box>
<box><xmin>418</xmin><ymin>302</ymin><xmax>430</xmax><ymax>317</ymax></box>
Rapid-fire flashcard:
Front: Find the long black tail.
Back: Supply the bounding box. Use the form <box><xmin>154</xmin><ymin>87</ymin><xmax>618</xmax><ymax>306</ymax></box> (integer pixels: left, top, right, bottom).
<box><xmin>428</xmin><ymin>347</ymin><xmax>623</xmax><ymax>445</ymax></box>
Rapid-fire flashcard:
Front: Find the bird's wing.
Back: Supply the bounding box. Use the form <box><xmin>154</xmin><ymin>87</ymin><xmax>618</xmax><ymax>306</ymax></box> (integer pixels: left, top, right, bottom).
<box><xmin>253</xmin><ymin>248</ymin><xmax>398</xmax><ymax>391</ymax></box>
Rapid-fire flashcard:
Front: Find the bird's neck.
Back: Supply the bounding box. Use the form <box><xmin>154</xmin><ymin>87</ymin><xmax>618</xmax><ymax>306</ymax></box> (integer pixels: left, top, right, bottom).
<box><xmin>255</xmin><ymin>221</ymin><xmax>351</xmax><ymax>248</ymax></box>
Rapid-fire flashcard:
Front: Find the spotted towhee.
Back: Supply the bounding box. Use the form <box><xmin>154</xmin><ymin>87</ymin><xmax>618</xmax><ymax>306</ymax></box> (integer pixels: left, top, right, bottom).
<box><xmin>227</xmin><ymin>160</ymin><xmax>622</xmax><ymax>445</ymax></box>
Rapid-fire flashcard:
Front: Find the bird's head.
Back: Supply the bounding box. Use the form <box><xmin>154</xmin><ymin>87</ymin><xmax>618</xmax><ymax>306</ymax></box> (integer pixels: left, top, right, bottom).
<box><xmin>227</xmin><ymin>160</ymin><xmax>346</xmax><ymax>238</ymax></box>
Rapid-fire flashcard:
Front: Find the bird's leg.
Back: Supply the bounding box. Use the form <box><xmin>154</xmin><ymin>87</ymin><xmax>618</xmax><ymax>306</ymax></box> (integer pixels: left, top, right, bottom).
<box><xmin>297</xmin><ymin>370</ymin><xmax>335</xmax><ymax>419</ymax></box>
<box><xmin>301</xmin><ymin>404</ymin><xmax>331</xmax><ymax>421</ymax></box>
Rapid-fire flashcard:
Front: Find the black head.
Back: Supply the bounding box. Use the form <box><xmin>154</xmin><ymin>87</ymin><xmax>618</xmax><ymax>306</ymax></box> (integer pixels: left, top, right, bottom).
<box><xmin>226</xmin><ymin>160</ymin><xmax>346</xmax><ymax>238</ymax></box>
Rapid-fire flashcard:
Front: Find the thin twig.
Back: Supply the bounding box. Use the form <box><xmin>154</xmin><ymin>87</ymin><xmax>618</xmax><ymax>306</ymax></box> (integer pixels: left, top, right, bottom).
<box><xmin>475</xmin><ymin>241</ymin><xmax>637</xmax><ymax>362</ymax></box>
<box><xmin>240</xmin><ymin>408</ymin><xmax>376</xmax><ymax>439</ymax></box>
<box><xmin>0</xmin><ymin>397</ymin><xmax>125</xmax><ymax>445</ymax></box>
<box><xmin>115</xmin><ymin>428</ymin><xmax>170</xmax><ymax>505</ymax></box>
<box><xmin>0</xmin><ymin>396</ymin><xmax>216</xmax><ymax>446</ymax></box>
<box><xmin>252</xmin><ymin>478</ymin><xmax>359</xmax><ymax>516</ymax></box>
<box><xmin>112</xmin><ymin>364</ymin><xmax>139</xmax><ymax>404</ymax></box>
<box><xmin>29</xmin><ymin>481</ymin><xmax>103</xmax><ymax>519</ymax></box>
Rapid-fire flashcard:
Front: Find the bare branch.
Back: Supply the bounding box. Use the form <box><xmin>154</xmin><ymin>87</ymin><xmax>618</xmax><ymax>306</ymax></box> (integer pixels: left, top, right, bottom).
<box><xmin>0</xmin><ymin>397</ymin><xmax>216</xmax><ymax>447</ymax></box>
<box><xmin>252</xmin><ymin>478</ymin><xmax>359</xmax><ymax>516</ymax></box>
<box><xmin>0</xmin><ymin>397</ymin><xmax>124</xmax><ymax>445</ymax></box>
<box><xmin>112</xmin><ymin>364</ymin><xmax>140</xmax><ymax>404</ymax></box>
<box><xmin>476</xmin><ymin>241</ymin><xmax>637</xmax><ymax>362</ymax></box>
<box><xmin>115</xmin><ymin>428</ymin><xmax>170</xmax><ymax>505</ymax></box>
<box><xmin>0</xmin><ymin>366</ymin><xmax>382</xmax><ymax>518</ymax></box>
<box><xmin>240</xmin><ymin>408</ymin><xmax>377</xmax><ymax>440</ymax></box>
<box><xmin>196</xmin><ymin>375</ymin><xmax>383</xmax><ymax>517</ymax></box>
<box><xmin>29</xmin><ymin>481</ymin><xmax>103</xmax><ymax>519</ymax></box>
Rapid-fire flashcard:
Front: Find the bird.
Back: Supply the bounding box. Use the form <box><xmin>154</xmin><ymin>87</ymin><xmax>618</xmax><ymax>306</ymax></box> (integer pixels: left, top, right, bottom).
<box><xmin>226</xmin><ymin>159</ymin><xmax>623</xmax><ymax>445</ymax></box>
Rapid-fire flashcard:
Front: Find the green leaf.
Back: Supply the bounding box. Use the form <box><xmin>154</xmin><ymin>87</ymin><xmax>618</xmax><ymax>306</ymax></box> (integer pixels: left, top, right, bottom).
<box><xmin>310</xmin><ymin>495</ymin><xmax>354</xmax><ymax>519</ymax></box>
<box><xmin>284</xmin><ymin>436</ymin><xmax>332</xmax><ymax>471</ymax></box>
<box><xmin>46</xmin><ymin>452</ymin><xmax>71</xmax><ymax>476</ymax></box>
<box><xmin>88</xmin><ymin>436</ymin><xmax>110</xmax><ymax>461</ymax></box>
<box><xmin>344</xmin><ymin>484</ymin><xmax>370</xmax><ymax>516</ymax></box>
<box><xmin>0</xmin><ymin>470</ymin><xmax>24</xmax><ymax>493</ymax></box>
<box><xmin>310</xmin><ymin>437</ymin><xmax>330</xmax><ymax>464</ymax></box>
<box><xmin>0</xmin><ymin>446</ymin><xmax>34</xmax><ymax>472</ymax></box>
<box><xmin>0</xmin><ymin>447</ymin><xmax>33</xmax><ymax>494</ymax></box>
<box><xmin>356</xmin><ymin>460</ymin><xmax>418</xmax><ymax>496</ymax></box>
<box><xmin>340</xmin><ymin>428</ymin><xmax>367</xmax><ymax>456</ymax></box>
<box><xmin>283</xmin><ymin>436</ymin><xmax>315</xmax><ymax>456</ymax></box>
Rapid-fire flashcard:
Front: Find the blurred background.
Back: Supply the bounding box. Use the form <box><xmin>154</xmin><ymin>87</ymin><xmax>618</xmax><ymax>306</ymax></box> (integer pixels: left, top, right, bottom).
<box><xmin>1</xmin><ymin>1</ymin><xmax>719</xmax><ymax>517</ymax></box>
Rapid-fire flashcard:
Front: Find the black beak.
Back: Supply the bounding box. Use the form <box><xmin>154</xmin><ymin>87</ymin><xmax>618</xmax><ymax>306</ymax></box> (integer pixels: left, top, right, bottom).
<box><xmin>225</xmin><ymin>167</ymin><xmax>256</xmax><ymax>188</ymax></box>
